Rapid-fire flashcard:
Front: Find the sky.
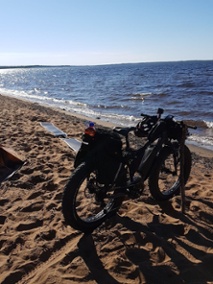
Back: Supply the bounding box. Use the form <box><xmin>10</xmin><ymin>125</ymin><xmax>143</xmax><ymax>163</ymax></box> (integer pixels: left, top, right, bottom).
<box><xmin>0</xmin><ymin>0</ymin><xmax>213</xmax><ymax>66</ymax></box>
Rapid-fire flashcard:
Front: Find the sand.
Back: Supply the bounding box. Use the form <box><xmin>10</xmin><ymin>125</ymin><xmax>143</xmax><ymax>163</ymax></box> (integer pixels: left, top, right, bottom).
<box><xmin>0</xmin><ymin>94</ymin><xmax>212</xmax><ymax>284</ymax></box>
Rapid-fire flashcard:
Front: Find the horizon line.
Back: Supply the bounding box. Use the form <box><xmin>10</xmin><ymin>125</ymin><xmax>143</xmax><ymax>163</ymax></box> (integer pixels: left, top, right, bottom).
<box><xmin>0</xmin><ymin>59</ymin><xmax>213</xmax><ymax>69</ymax></box>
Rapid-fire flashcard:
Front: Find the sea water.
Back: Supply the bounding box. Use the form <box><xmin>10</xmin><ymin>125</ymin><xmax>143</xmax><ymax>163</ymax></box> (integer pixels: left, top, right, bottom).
<box><xmin>0</xmin><ymin>61</ymin><xmax>213</xmax><ymax>150</ymax></box>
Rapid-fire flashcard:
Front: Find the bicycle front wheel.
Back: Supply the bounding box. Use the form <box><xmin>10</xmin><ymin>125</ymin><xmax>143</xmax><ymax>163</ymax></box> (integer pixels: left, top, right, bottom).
<box><xmin>62</xmin><ymin>162</ymin><xmax>122</xmax><ymax>233</ymax></box>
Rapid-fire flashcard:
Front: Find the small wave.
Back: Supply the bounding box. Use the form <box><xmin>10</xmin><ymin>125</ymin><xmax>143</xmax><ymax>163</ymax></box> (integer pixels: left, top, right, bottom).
<box><xmin>131</xmin><ymin>92</ymin><xmax>152</xmax><ymax>100</ymax></box>
<box><xmin>0</xmin><ymin>87</ymin><xmax>50</xmax><ymax>101</ymax></box>
<box><xmin>94</xmin><ymin>104</ymin><xmax>130</xmax><ymax>110</ymax></box>
<box><xmin>204</xmin><ymin>120</ymin><xmax>213</xmax><ymax>129</ymax></box>
<box><xmin>61</xmin><ymin>104</ymin><xmax>140</xmax><ymax>126</ymax></box>
<box><xmin>188</xmin><ymin>134</ymin><xmax>213</xmax><ymax>150</ymax></box>
<box><xmin>65</xmin><ymin>100</ymin><xmax>87</xmax><ymax>107</ymax></box>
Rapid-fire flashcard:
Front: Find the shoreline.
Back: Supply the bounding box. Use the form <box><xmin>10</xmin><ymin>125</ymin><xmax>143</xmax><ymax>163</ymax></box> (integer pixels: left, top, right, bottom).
<box><xmin>2</xmin><ymin>93</ymin><xmax>213</xmax><ymax>158</ymax></box>
<box><xmin>187</xmin><ymin>142</ymin><xmax>213</xmax><ymax>158</ymax></box>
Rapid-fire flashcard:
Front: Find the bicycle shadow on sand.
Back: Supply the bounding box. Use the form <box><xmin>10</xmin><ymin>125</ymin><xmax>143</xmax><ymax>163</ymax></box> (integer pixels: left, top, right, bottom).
<box><xmin>77</xmin><ymin>233</ymin><xmax>120</xmax><ymax>284</ymax></box>
<box><xmin>76</xmin><ymin>196</ymin><xmax>213</xmax><ymax>284</ymax></box>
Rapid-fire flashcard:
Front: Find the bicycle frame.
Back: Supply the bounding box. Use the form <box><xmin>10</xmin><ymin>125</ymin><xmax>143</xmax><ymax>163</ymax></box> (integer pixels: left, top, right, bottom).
<box><xmin>111</xmin><ymin>128</ymin><xmax>168</xmax><ymax>190</ymax></box>
<box><xmin>137</xmin><ymin>135</ymin><xmax>166</xmax><ymax>179</ymax></box>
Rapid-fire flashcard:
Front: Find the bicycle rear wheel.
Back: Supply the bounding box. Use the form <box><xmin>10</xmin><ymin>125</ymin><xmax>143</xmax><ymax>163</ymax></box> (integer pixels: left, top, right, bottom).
<box><xmin>148</xmin><ymin>145</ymin><xmax>191</xmax><ymax>201</ymax></box>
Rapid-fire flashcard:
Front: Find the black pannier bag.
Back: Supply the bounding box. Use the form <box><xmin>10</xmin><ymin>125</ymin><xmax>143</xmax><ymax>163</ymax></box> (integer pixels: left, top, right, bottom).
<box><xmin>74</xmin><ymin>128</ymin><xmax>123</xmax><ymax>184</ymax></box>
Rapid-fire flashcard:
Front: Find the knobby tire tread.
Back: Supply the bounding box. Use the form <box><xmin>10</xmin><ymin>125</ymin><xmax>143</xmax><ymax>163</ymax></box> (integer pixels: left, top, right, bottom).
<box><xmin>62</xmin><ymin>163</ymin><xmax>122</xmax><ymax>232</ymax></box>
<box><xmin>148</xmin><ymin>145</ymin><xmax>192</xmax><ymax>201</ymax></box>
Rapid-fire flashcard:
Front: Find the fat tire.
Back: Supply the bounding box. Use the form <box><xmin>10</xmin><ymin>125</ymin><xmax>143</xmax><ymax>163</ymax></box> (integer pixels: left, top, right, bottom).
<box><xmin>62</xmin><ymin>162</ymin><xmax>122</xmax><ymax>233</ymax></box>
<box><xmin>149</xmin><ymin>145</ymin><xmax>191</xmax><ymax>201</ymax></box>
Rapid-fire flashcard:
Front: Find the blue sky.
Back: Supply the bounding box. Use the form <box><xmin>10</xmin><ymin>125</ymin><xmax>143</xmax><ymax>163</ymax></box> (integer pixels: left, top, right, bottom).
<box><xmin>0</xmin><ymin>0</ymin><xmax>212</xmax><ymax>66</ymax></box>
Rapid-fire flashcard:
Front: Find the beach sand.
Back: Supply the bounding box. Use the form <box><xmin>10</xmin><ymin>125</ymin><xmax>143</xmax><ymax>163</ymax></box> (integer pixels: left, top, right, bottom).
<box><xmin>0</xmin><ymin>94</ymin><xmax>212</xmax><ymax>284</ymax></box>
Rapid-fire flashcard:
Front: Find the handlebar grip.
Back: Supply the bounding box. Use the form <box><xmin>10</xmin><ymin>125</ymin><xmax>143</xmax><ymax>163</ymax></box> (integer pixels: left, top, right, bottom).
<box><xmin>176</xmin><ymin>122</ymin><xmax>197</xmax><ymax>130</ymax></box>
<box><xmin>141</xmin><ymin>113</ymin><xmax>149</xmax><ymax>117</ymax></box>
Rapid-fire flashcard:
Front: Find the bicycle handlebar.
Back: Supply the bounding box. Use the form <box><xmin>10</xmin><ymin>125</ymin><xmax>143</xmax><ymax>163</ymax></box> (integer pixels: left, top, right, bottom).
<box><xmin>141</xmin><ymin>111</ymin><xmax>197</xmax><ymax>130</ymax></box>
